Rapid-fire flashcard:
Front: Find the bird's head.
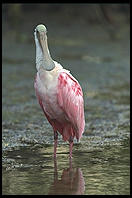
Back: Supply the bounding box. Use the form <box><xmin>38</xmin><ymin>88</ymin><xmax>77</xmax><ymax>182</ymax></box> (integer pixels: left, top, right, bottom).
<box><xmin>36</xmin><ymin>24</ymin><xmax>47</xmax><ymax>33</ymax></box>
<box><xmin>35</xmin><ymin>24</ymin><xmax>47</xmax><ymax>42</ymax></box>
<box><xmin>36</xmin><ymin>24</ymin><xmax>47</xmax><ymax>38</ymax></box>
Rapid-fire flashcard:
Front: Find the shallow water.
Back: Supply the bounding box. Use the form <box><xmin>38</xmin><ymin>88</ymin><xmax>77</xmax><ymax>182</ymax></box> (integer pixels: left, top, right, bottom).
<box><xmin>2</xmin><ymin>142</ymin><xmax>130</xmax><ymax>195</ymax></box>
<box><xmin>2</xmin><ymin>21</ymin><xmax>130</xmax><ymax>195</ymax></box>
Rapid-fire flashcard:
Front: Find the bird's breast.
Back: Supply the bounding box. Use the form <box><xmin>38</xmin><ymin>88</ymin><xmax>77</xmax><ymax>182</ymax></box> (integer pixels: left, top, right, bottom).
<box><xmin>35</xmin><ymin>70</ymin><xmax>65</xmax><ymax>120</ymax></box>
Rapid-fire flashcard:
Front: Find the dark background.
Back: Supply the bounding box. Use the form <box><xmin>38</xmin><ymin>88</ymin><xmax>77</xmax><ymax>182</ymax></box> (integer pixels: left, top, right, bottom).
<box><xmin>2</xmin><ymin>3</ymin><xmax>130</xmax><ymax>42</ymax></box>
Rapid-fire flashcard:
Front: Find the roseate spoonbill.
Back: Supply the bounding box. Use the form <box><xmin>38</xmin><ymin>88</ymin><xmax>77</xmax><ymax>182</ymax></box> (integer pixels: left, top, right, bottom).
<box><xmin>34</xmin><ymin>24</ymin><xmax>85</xmax><ymax>158</ymax></box>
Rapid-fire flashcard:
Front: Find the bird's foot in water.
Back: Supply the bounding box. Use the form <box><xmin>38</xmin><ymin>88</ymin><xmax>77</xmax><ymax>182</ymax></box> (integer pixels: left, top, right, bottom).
<box><xmin>69</xmin><ymin>154</ymin><xmax>73</xmax><ymax>160</ymax></box>
<box><xmin>69</xmin><ymin>136</ymin><xmax>73</xmax><ymax>159</ymax></box>
<box><xmin>53</xmin><ymin>153</ymin><xmax>57</xmax><ymax>160</ymax></box>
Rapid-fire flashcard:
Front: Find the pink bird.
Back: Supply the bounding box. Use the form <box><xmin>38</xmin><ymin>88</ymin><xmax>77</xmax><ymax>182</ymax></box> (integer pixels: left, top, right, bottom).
<box><xmin>34</xmin><ymin>24</ymin><xmax>85</xmax><ymax>158</ymax></box>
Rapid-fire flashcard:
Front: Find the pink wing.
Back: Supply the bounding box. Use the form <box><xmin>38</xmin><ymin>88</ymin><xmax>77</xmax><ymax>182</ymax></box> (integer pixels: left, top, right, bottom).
<box><xmin>57</xmin><ymin>72</ymin><xmax>85</xmax><ymax>141</ymax></box>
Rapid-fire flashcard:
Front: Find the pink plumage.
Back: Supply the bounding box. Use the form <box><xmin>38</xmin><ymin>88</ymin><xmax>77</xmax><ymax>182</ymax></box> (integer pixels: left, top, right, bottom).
<box><xmin>34</xmin><ymin>69</ymin><xmax>85</xmax><ymax>158</ymax></box>
<box><xmin>57</xmin><ymin>72</ymin><xmax>85</xmax><ymax>141</ymax></box>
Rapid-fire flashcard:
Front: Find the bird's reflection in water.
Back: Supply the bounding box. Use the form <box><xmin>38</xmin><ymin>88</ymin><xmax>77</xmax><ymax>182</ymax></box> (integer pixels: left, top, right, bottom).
<box><xmin>48</xmin><ymin>159</ymin><xmax>85</xmax><ymax>195</ymax></box>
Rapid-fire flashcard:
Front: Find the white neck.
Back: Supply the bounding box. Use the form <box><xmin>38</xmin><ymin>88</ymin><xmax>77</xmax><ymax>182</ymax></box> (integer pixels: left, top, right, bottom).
<box><xmin>34</xmin><ymin>31</ymin><xmax>55</xmax><ymax>71</ymax></box>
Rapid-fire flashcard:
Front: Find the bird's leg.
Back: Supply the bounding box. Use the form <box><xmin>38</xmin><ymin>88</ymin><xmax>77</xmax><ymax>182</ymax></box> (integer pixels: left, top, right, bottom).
<box><xmin>69</xmin><ymin>136</ymin><xmax>73</xmax><ymax>159</ymax></box>
<box><xmin>54</xmin><ymin>131</ymin><xmax>58</xmax><ymax>159</ymax></box>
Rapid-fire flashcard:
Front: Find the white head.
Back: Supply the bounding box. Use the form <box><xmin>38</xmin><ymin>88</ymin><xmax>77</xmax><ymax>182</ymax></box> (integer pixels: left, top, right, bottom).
<box><xmin>34</xmin><ymin>24</ymin><xmax>55</xmax><ymax>71</ymax></box>
<box><xmin>36</xmin><ymin>24</ymin><xmax>47</xmax><ymax>33</ymax></box>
